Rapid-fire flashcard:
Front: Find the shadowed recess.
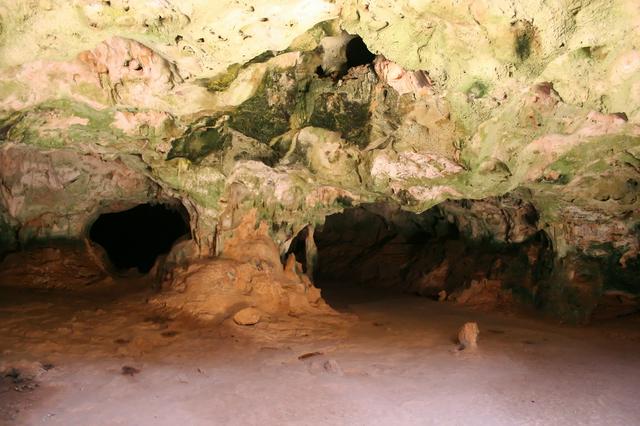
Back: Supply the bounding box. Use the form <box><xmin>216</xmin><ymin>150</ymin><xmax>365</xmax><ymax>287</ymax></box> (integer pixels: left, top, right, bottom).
<box><xmin>345</xmin><ymin>36</ymin><xmax>376</xmax><ymax>69</ymax></box>
<box><xmin>89</xmin><ymin>203</ymin><xmax>190</xmax><ymax>273</ymax></box>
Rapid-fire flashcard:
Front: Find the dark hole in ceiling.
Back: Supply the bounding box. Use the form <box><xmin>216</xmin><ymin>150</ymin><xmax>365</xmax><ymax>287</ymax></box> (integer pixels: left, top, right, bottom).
<box><xmin>89</xmin><ymin>203</ymin><xmax>190</xmax><ymax>273</ymax></box>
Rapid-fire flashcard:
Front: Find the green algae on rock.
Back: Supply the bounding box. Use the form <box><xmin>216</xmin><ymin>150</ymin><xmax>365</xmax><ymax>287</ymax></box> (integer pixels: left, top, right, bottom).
<box><xmin>0</xmin><ymin>0</ymin><xmax>638</xmax><ymax>323</ymax></box>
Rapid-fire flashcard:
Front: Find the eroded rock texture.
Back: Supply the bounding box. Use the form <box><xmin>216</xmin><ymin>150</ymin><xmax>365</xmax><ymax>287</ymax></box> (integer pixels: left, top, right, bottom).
<box><xmin>0</xmin><ymin>0</ymin><xmax>638</xmax><ymax>322</ymax></box>
<box><xmin>313</xmin><ymin>201</ymin><xmax>551</xmax><ymax>311</ymax></box>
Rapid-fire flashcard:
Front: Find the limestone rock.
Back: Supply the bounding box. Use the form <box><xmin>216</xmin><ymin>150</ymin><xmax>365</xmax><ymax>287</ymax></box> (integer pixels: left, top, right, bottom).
<box><xmin>0</xmin><ymin>0</ymin><xmax>638</xmax><ymax>324</ymax></box>
<box><xmin>458</xmin><ymin>322</ymin><xmax>480</xmax><ymax>350</ymax></box>
<box><xmin>0</xmin><ymin>246</ymin><xmax>108</xmax><ymax>289</ymax></box>
<box><xmin>150</xmin><ymin>211</ymin><xmax>329</xmax><ymax>322</ymax></box>
<box><xmin>233</xmin><ymin>307</ymin><xmax>262</xmax><ymax>326</ymax></box>
<box><xmin>407</xmin><ymin>260</ymin><xmax>450</xmax><ymax>297</ymax></box>
<box><xmin>455</xmin><ymin>280</ymin><xmax>514</xmax><ymax>312</ymax></box>
<box><xmin>373</xmin><ymin>57</ymin><xmax>431</xmax><ymax>96</ymax></box>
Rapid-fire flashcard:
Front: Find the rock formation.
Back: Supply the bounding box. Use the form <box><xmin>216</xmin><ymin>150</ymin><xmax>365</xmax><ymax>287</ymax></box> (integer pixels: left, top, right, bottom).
<box><xmin>0</xmin><ymin>0</ymin><xmax>638</xmax><ymax>323</ymax></box>
<box><xmin>458</xmin><ymin>322</ymin><xmax>480</xmax><ymax>351</ymax></box>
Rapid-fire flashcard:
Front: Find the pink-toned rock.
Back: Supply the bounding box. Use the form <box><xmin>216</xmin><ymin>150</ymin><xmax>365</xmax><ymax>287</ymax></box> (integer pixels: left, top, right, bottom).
<box><xmin>373</xmin><ymin>57</ymin><xmax>431</xmax><ymax>96</ymax></box>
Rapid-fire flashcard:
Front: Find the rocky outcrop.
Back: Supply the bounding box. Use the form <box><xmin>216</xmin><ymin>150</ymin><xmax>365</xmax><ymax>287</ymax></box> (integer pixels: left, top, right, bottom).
<box><xmin>0</xmin><ymin>144</ymin><xmax>156</xmax><ymax>244</ymax></box>
<box><xmin>152</xmin><ymin>211</ymin><xmax>328</xmax><ymax>322</ymax></box>
<box><xmin>0</xmin><ymin>1</ymin><xmax>638</xmax><ymax>322</ymax></box>
<box><xmin>0</xmin><ymin>244</ymin><xmax>109</xmax><ymax>289</ymax></box>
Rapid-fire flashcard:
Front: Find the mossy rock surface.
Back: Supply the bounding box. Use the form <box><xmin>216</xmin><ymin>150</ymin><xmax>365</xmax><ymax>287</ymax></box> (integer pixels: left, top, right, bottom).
<box><xmin>168</xmin><ymin>118</ymin><xmax>231</xmax><ymax>163</ymax></box>
<box><xmin>228</xmin><ymin>69</ymin><xmax>298</xmax><ymax>143</ymax></box>
<box><xmin>308</xmin><ymin>91</ymin><xmax>371</xmax><ymax>148</ymax></box>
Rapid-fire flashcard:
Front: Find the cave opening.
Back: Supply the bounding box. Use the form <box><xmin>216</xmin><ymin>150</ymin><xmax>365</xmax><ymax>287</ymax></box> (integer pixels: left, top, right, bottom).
<box><xmin>290</xmin><ymin>202</ymin><xmax>553</xmax><ymax>310</ymax></box>
<box><xmin>345</xmin><ymin>36</ymin><xmax>376</xmax><ymax>69</ymax></box>
<box><xmin>89</xmin><ymin>203</ymin><xmax>190</xmax><ymax>273</ymax></box>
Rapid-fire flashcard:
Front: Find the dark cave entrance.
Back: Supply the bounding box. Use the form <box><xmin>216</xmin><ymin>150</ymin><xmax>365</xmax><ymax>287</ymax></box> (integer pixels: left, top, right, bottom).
<box><xmin>289</xmin><ymin>202</ymin><xmax>553</xmax><ymax>309</ymax></box>
<box><xmin>315</xmin><ymin>34</ymin><xmax>377</xmax><ymax>79</ymax></box>
<box><xmin>89</xmin><ymin>203</ymin><xmax>191</xmax><ymax>273</ymax></box>
<box><xmin>345</xmin><ymin>36</ymin><xmax>376</xmax><ymax>69</ymax></box>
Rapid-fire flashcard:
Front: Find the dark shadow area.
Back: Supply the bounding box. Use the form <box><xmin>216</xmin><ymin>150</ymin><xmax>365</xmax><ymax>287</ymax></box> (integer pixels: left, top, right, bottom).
<box><xmin>287</xmin><ymin>226</ymin><xmax>310</xmax><ymax>274</ymax></box>
<box><xmin>345</xmin><ymin>36</ymin><xmax>376</xmax><ymax>69</ymax></box>
<box><xmin>89</xmin><ymin>203</ymin><xmax>190</xmax><ymax>273</ymax></box>
<box><xmin>314</xmin><ymin>35</ymin><xmax>376</xmax><ymax>80</ymax></box>
<box><xmin>290</xmin><ymin>202</ymin><xmax>555</xmax><ymax>312</ymax></box>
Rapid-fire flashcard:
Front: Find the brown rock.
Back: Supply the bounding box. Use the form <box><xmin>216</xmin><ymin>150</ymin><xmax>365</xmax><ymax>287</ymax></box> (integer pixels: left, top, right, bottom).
<box><xmin>455</xmin><ymin>279</ymin><xmax>513</xmax><ymax>311</ymax></box>
<box><xmin>458</xmin><ymin>322</ymin><xmax>480</xmax><ymax>350</ymax></box>
<box><xmin>233</xmin><ymin>307</ymin><xmax>262</xmax><ymax>326</ymax></box>
<box><xmin>409</xmin><ymin>260</ymin><xmax>450</xmax><ymax>296</ymax></box>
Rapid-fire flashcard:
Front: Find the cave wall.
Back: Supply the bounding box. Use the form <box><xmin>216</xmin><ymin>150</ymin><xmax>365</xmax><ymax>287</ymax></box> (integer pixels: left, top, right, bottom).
<box><xmin>0</xmin><ymin>145</ymin><xmax>154</xmax><ymax>245</ymax></box>
<box><xmin>314</xmin><ymin>199</ymin><xmax>551</xmax><ymax>303</ymax></box>
<box><xmin>0</xmin><ymin>1</ymin><xmax>638</xmax><ymax>321</ymax></box>
<box><xmin>314</xmin><ymin>199</ymin><xmax>637</xmax><ymax>323</ymax></box>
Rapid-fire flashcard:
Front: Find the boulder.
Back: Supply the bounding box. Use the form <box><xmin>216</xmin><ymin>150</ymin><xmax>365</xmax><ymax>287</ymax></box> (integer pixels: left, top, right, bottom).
<box><xmin>233</xmin><ymin>307</ymin><xmax>262</xmax><ymax>326</ymax></box>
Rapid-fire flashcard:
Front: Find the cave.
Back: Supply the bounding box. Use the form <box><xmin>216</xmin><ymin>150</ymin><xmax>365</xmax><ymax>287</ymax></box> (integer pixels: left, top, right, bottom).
<box><xmin>1</xmin><ymin>1</ymin><xmax>640</xmax><ymax>424</ymax></box>
<box><xmin>315</xmin><ymin>34</ymin><xmax>376</xmax><ymax>79</ymax></box>
<box><xmin>345</xmin><ymin>36</ymin><xmax>376</xmax><ymax>69</ymax></box>
<box><xmin>89</xmin><ymin>203</ymin><xmax>191</xmax><ymax>273</ymax></box>
<box><xmin>290</xmin><ymin>202</ymin><xmax>555</xmax><ymax>313</ymax></box>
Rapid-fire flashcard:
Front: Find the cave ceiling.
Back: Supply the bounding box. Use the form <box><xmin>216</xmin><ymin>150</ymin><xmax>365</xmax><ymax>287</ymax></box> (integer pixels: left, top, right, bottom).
<box><xmin>0</xmin><ymin>0</ymin><xmax>638</xmax><ymax>268</ymax></box>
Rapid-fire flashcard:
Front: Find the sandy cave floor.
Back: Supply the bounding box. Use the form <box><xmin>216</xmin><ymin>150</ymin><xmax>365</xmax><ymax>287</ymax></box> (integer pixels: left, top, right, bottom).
<box><xmin>1</xmin><ymin>278</ymin><xmax>640</xmax><ymax>426</ymax></box>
